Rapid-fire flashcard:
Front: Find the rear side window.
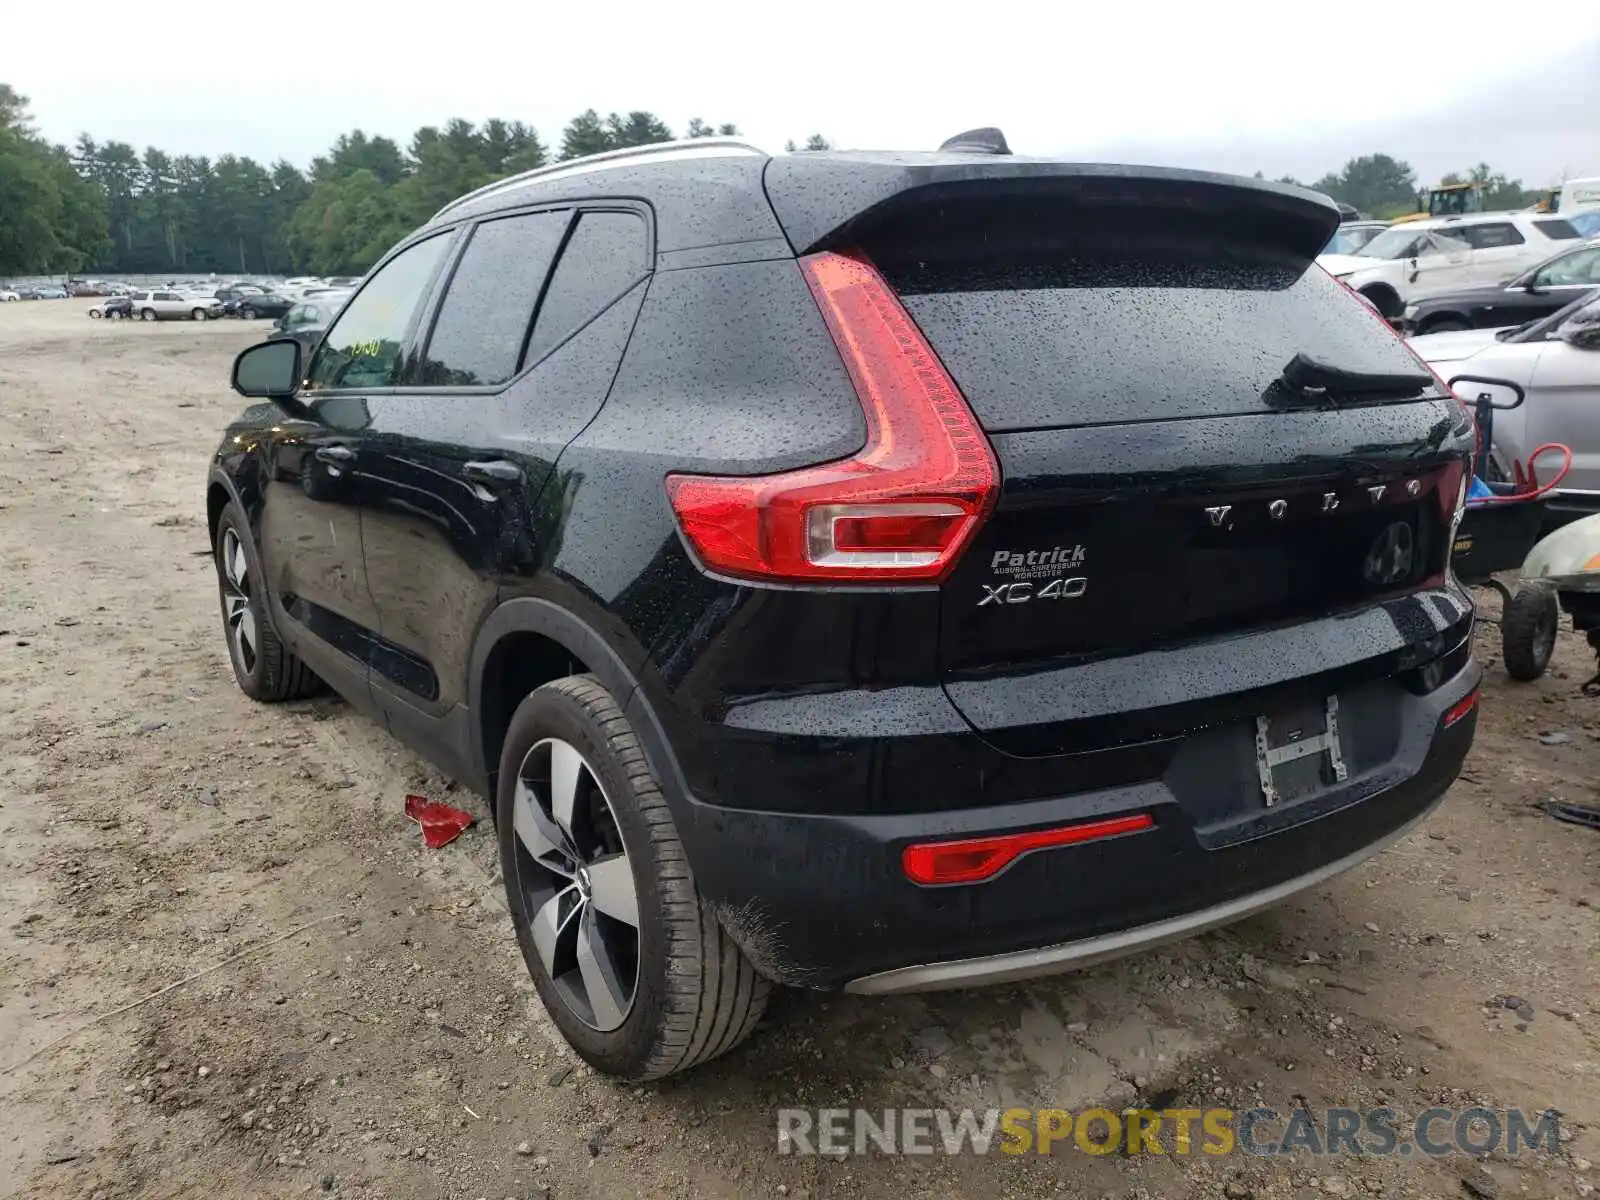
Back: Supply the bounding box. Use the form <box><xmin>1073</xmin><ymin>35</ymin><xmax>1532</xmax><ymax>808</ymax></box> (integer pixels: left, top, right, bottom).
<box><xmin>526</xmin><ymin>211</ymin><xmax>649</xmax><ymax>363</ymax></box>
<box><xmin>416</xmin><ymin>210</ymin><xmax>568</xmax><ymax>387</ymax></box>
<box><xmin>1454</xmin><ymin>223</ymin><xmax>1523</xmax><ymax>249</ymax></box>
<box><xmin>1532</xmin><ymin>218</ymin><xmax>1580</xmax><ymax>240</ymax></box>
<box><xmin>885</xmin><ymin>252</ymin><xmax>1437</xmax><ymax>430</ymax></box>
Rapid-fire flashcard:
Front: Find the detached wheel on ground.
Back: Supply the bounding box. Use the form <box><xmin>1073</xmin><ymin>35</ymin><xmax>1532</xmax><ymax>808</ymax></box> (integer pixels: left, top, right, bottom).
<box><xmin>1502</xmin><ymin>583</ymin><xmax>1559</xmax><ymax>681</ymax></box>
<box><xmin>497</xmin><ymin>675</ymin><xmax>769</xmax><ymax>1081</ymax></box>
<box><xmin>213</xmin><ymin>503</ymin><xmax>323</xmax><ymax>701</ymax></box>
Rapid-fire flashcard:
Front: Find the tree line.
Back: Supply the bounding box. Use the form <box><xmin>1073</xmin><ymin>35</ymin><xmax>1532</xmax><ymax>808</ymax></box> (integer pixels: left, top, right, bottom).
<box><xmin>1263</xmin><ymin>153</ymin><xmax>1548</xmax><ymax>220</ymax></box>
<box><xmin>0</xmin><ymin>81</ymin><xmax>1562</xmax><ymax>279</ymax></box>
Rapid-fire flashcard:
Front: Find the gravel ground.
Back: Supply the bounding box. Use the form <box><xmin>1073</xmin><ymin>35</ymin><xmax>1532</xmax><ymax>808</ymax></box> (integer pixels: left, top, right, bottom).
<box><xmin>2</xmin><ymin>298</ymin><xmax>1598</xmax><ymax>1200</ymax></box>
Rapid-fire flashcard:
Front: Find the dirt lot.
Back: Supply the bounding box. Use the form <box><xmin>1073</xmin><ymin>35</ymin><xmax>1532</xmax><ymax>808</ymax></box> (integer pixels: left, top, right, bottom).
<box><xmin>1</xmin><ymin>297</ymin><xmax>1598</xmax><ymax>1200</ymax></box>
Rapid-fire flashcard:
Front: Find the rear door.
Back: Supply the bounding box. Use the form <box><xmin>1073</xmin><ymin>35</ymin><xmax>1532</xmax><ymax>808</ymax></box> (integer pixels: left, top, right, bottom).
<box><xmin>1456</xmin><ymin>221</ymin><xmax>1530</xmax><ymax>284</ymax></box>
<box><xmin>357</xmin><ymin>205</ymin><xmax>652</xmax><ymax>770</ymax></box>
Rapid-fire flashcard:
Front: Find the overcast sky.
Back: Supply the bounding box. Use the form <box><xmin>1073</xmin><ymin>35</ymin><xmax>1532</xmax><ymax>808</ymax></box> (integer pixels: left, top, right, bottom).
<box><xmin>9</xmin><ymin>2</ymin><xmax>1600</xmax><ymax>187</ymax></box>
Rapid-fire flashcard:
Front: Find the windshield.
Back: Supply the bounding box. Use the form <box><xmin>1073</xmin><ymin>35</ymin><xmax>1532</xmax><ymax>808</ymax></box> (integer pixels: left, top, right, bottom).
<box><xmin>1324</xmin><ymin>226</ymin><xmax>1384</xmax><ymax>256</ymax></box>
<box><xmin>1501</xmin><ymin>287</ymin><xmax>1600</xmax><ymax>343</ymax></box>
<box><xmin>1350</xmin><ymin>228</ymin><xmax>1423</xmax><ymax>260</ymax></box>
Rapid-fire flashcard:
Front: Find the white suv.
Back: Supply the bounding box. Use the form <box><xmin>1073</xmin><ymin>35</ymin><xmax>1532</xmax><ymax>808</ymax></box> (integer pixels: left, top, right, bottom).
<box><xmin>130</xmin><ymin>290</ymin><xmax>225</xmax><ymax>322</ymax></box>
<box><xmin>1317</xmin><ymin>213</ymin><xmax>1584</xmax><ymax>319</ymax></box>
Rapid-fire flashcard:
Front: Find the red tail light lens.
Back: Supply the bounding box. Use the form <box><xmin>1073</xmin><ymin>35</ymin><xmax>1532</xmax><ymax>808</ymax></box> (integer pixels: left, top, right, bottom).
<box><xmin>664</xmin><ymin>251</ymin><xmax>999</xmax><ymax>583</ymax></box>
<box><xmin>902</xmin><ymin>814</ymin><xmax>1155</xmax><ymax>886</ymax></box>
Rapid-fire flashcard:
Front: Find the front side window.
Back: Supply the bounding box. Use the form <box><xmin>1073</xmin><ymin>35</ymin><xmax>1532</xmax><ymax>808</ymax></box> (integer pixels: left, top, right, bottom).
<box><xmin>305</xmin><ymin>232</ymin><xmax>452</xmax><ymax>392</ymax></box>
<box><xmin>414</xmin><ymin>210</ymin><xmax>568</xmax><ymax>387</ymax></box>
<box><xmin>1534</xmin><ymin>248</ymin><xmax>1600</xmax><ymax>288</ymax></box>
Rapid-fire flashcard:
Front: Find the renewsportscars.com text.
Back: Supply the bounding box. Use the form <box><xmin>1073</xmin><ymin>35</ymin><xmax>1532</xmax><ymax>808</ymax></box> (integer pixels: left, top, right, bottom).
<box><xmin>776</xmin><ymin>1106</ymin><xmax>1562</xmax><ymax>1158</ymax></box>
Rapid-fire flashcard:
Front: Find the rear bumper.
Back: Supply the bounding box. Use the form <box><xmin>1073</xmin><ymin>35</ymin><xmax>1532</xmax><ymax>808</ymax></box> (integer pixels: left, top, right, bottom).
<box><xmin>671</xmin><ymin>660</ymin><xmax>1479</xmax><ymax>991</ymax></box>
<box><xmin>847</xmin><ymin>798</ymin><xmax>1437</xmax><ymax>994</ymax></box>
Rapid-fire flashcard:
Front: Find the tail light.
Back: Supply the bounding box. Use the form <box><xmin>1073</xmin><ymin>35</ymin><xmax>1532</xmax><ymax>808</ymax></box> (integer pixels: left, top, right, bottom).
<box><xmin>664</xmin><ymin>251</ymin><xmax>999</xmax><ymax>583</ymax></box>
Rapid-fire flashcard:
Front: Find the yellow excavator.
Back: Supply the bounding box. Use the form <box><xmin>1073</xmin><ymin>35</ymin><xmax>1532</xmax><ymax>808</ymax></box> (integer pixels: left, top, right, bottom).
<box><xmin>1391</xmin><ymin>181</ymin><xmax>1486</xmax><ymax>224</ymax></box>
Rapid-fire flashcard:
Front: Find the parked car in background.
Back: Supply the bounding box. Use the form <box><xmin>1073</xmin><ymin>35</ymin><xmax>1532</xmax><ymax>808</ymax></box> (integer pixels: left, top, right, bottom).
<box><xmin>1318</xmin><ymin>213</ymin><xmax>1583</xmax><ymax>319</ymax></box>
<box><xmin>1410</xmin><ymin>288</ymin><xmax>1600</xmax><ymax>526</ymax></box>
<box><xmin>265</xmin><ymin>292</ymin><xmax>350</xmax><ymax>351</ymax></box>
<box><xmin>1401</xmin><ymin>241</ymin><xmax>1600</xmax><ymax>335</ymax></box>
<box><xmin>1323</xmin><ymin>220</ymin><xmax>1388</xmax><ymax>257</ymax></box>
<box><xmin>29</xmin><ymin>286</ymin><xmax>70</xmax><ymax>299</ymax></box>
<box><xmin>129</xmin><ymin>289</ymin><xmax>225</xmax><ymax>321</ymax></box>
<box><xmin>87</xmin><ymin>296</ymin><xmax>134</xmax><ymax>319</ymax></box>
<box><xmin>211</xmin><ymin>137</ymin><xmax>1479</xmax><ymax>1081</ymax></box>
<box><xmin>225</xmin><ymin>293</ymin><xmax>293</xmax><ymax>320</ymax></box>
<box><xmin>0</xmin><ymin>288</ymin><xmax>19</xmax><ymax>302</ymax></box>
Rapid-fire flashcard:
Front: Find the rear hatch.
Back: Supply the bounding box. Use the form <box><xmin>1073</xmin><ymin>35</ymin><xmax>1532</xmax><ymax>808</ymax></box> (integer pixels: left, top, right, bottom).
<box><xmin>767</xmin><ymin>156</ymin><xmax>1470</xmax><ymax>756</ymax></box>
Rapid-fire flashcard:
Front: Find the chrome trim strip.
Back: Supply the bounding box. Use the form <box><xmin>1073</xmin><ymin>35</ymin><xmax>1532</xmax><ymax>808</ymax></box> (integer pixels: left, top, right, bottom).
<box><xmin>843</xmin><ymin>803</ymin><xmax>1441</xmax><ymax>995</ymax></box>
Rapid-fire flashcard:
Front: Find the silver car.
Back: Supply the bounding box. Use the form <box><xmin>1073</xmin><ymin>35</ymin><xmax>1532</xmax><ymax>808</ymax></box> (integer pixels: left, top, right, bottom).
<box><xmin>129</xmin><ymin>289</ymin><xmax>225</xmax><ymax>322</ymax></box>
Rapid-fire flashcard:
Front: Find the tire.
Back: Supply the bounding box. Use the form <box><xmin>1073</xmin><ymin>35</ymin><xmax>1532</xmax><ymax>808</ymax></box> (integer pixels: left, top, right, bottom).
<box><xmin>213</xmin><ymin>504</ymin><xmax>323</xmax><ymax>701</ymax></box>
<box><xmin>1420</xmin><ymin>316</ymin><xmax>1469</xmax><ymax>335</ymax></box>
<box><xmin>140</xmin><ymin>308</ymin><xmax>156</xmax><ymax>322</ymax></box>
<box><xmin>109</xmin><ymin>310</ymin><xmax>123</xmax><ymax>320</ymax></box>
<box><xmin>497</xmin><ymin>675</ymin><xmax>769</xmax><ymax>1081</ymax></box>
<box><xmin>192</xmin><ymin>308</ymin><xmax>208</xmax><ymax>321</ymax></box>
<box><xmin>89</xmin><ymin>309</ymin><xmax>103</xmax><ymax>319</ymax></box>
<box><xmin>240</xmin><ymin>305</ymin><xmax>256</xmax><ymax>320</ymax></box>
<box><xmin>1502</xmin><ymin>583</ymin><xmax>1559</xmax><ymax>681</ymax></box>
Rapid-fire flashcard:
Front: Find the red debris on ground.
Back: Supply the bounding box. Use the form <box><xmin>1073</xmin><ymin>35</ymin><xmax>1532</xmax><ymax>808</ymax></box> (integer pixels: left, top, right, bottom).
<box><xmin>403</xmin><ymin>793</ymin><xmax>476</xmax><ymax>848</ymax></box>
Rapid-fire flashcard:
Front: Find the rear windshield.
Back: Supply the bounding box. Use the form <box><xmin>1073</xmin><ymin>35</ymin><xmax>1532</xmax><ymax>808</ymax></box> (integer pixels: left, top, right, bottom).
<box><xmin>886</xmin><ymin>254</ymin><xmax>1434</xmax><ymax>430</ymax></box>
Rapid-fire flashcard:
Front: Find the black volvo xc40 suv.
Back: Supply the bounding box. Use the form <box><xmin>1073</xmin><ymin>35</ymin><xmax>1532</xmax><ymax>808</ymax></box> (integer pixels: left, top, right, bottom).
<box><xmin>209</xmin><ymin>133</ymin><xmax>1481</xmax><ymax>1080</ymax></box>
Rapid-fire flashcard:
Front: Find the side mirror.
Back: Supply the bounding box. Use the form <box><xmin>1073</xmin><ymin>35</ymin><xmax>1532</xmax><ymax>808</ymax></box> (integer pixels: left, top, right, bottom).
<box><xmin>1557</xmin><ymin>325</ymin><xmax>1600</xmax><ymax>352</ymax></box>
<box><xmin>232</xmin><ymin>339</ymin><xmax>310</xmax><ymax>415</ymax></box>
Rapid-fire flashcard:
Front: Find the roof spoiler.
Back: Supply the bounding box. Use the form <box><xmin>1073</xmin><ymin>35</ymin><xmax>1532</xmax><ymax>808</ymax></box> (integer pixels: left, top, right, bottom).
<box><xmin>764</xmin><ymin>157</ymin><xmax>1343</xmax><ymax>264</ymax></box>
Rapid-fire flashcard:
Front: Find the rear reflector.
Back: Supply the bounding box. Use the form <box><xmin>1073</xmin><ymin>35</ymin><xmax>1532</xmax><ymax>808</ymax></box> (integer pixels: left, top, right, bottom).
<box><xmin>1442</xmin><ymin>687</ymin><xmax>1479</xmax><ymax>729</ymax></box>
<box><xmin>901</xmin><ymin>813</ymin><xmax>1155</xmax><ymax>886</ymax></box>
<box><xmin>664</xmin><ymin>250</ymin><xmax>999</xmax><ymax>583</ymax></box>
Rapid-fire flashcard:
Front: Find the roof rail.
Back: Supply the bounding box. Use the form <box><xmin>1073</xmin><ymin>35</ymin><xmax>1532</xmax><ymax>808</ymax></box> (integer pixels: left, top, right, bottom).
<box><xmin>432</xmin><ymin>138</ymin><xmax>768</xmax><ymax>221</ymax></box>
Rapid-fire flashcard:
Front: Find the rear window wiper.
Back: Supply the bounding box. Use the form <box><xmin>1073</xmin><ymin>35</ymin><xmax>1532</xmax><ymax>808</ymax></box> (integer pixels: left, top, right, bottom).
<box><xmin>1264</xmin><ymin>352</ymin><xmax>1432</xmax><ymax>408</ymax></box>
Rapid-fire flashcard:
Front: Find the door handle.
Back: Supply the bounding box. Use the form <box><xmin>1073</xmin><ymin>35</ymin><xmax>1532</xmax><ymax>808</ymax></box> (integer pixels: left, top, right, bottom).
<box><xmin>463</xmin><ymin>459</ymin><xmax>523</xmax><ymax>489</ymax></box>
<box><xmin>314</xmin><ymin>444</ymin><xmax>357</xmax><ymax>466</ymax></box>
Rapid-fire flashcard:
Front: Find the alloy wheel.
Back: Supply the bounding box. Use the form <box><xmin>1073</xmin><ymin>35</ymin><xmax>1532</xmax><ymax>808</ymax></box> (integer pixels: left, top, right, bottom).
<box><xmin>511</xmin><ymin>737</ymin><xmax>640</xmax><ymax>1032</ymax></box>
<box><xmin>220</xmin><ymin>528</ymin><xmax>258</xmax><ymax>674</ymax></box>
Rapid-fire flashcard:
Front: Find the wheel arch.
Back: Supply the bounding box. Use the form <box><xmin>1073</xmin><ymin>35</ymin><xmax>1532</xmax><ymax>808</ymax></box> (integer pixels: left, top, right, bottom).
<box><xmin>1415</xmin><ymin>308</ymin><xmax>1469</xmax><ymax>334</ymax></box>
<box><xmin>468</xmin><ymin>599</ymin><xmax>690</xmax><ymax>828</ymax></box>
<box><xmin>1357</xmin><ymin>282</ymin><xmax>1403</xmax><ymax>319</ymax></box>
